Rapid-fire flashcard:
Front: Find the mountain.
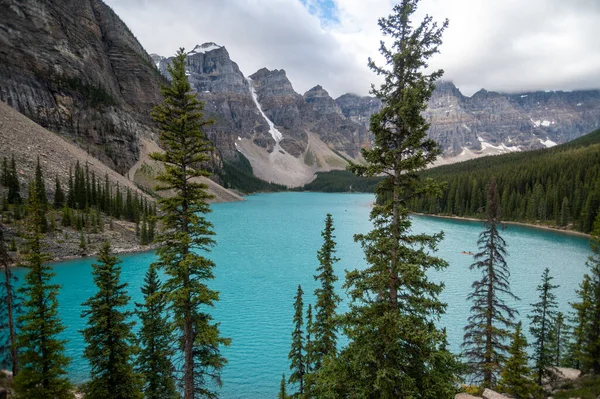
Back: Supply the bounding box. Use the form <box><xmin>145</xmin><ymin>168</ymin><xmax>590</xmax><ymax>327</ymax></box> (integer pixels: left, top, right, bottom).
<box><xmin>0</xmin><ymin>0</ymin><xmax>164</xmax><ymax>174</ymax></box>
<box><xmin>156</xmin><ymin>45</ymin><xmax>370</xmax><ymax>186</ymax></box>
<box><xmin>336</xmin><ymin>81</ymin><xmax>600</xmax><ymax>161</ymax></box>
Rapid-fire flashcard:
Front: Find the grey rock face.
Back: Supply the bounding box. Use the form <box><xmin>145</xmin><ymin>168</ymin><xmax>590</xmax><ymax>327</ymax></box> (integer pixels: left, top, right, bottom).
<box><xmin>0</xmin><ymin>0</ymin><xmax>162</xmax><ymax>173</ymax></box>
<box><xmin>336</xmin><ymin>81</ymin><xmax>600</xmax><ymax>156</ymax></box>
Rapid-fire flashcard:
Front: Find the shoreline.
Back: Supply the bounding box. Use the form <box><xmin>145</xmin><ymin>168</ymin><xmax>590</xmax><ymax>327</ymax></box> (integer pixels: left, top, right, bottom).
<box><xmin>412</xmin><ymin>212</ymin><xmax>591</xmax><ymax>238</ymax></box>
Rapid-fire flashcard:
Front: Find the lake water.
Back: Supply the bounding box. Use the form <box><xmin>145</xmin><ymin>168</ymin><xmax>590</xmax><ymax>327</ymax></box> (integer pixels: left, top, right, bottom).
<box><xmin>9</xmin><ymin>192</ymin><xmax>593</xmax><ymax>398</ymax></box>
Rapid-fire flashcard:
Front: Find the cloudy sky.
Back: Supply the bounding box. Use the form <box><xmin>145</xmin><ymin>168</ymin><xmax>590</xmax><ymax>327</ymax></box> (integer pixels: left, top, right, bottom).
<box><xmin>105</xmin><ymin>0</ymin><xmax>600</xmax><ymax>98</ymax></box>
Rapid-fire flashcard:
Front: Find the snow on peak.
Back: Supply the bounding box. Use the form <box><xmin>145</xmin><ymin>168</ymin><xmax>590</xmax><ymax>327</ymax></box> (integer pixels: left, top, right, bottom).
<box><xmin>189</xmin><ymin>42</ymin><xmax>222</xmax><ymax>55</ymax></box>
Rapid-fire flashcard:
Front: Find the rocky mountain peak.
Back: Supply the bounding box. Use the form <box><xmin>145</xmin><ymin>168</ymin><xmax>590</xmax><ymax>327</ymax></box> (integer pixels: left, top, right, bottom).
<box><xmin>188</xmin><ymin>42</ymin><xmax>223</xmax><ymax>55</ymax></box>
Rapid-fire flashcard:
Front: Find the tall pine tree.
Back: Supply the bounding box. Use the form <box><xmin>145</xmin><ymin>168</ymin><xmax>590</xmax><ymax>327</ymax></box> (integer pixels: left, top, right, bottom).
<box><xmin>528</xmin><ymin>268</ymin><xmax>559</xmax><ymax>384</ymax></box>
<box><xmin>463</xmin><ymin>178</ymin><xmax>519</xmax><ymax>388</ymax></box>
<box><xmin>150</xmin><ymin>48</ymin><xmax>229</xmax><ymax>399</ymax></box>
<box><xmin>288</xmin><ymin>284</ymin><xmax>305</xmax><ymax>398</ymax></box>
<box><xmin>496</xmin><ymin>322</ymin><xmax>536</xmax><ymax>399</ymax></box>
<box><xmin>14</xmin><ymin>181</ymin><xmax>72</xmax><ymax>398</ymax></box>
<box><xmin>135</xmin><ymin>265</ymin><xmax>179</xmax><ymax>399</ymax></box>
<box><xmin>316</xmin><ymin>2</ymin><xmax>459</xmax><ymax>397</ymax></box>
<box><xmin>81</xmin><ymin>241</ymin><xmax>142</xmax><ymax>399</ymax></box>
<box><xmin>312</xmin><ymin>214</ymin><xmax>340</xmax><ymax>370</ymax></box>
<box><xmin>0</xmin><ymin>226</ymin><xmax>19</xmax><ymax>376</ymax></box>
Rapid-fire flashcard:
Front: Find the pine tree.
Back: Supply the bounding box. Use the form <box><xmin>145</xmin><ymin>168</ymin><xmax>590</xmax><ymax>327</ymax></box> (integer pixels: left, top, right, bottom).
<box><xmin>81</xmin><ymin>241</ymin><xmax>141</xmax><ymax>399</ymax></box>
<box><xmin>54</xmin><ymin>176</ymin><xmax>65</xmax><ymax>209</ymax></box>
<box><xmin>0</xmin><ymin>226</ymin><xmax>19</xmax><ymax>376</ymax></box>
<box><xmin>312</xmin><ymin>214</ymin><xmax>340</xmax><ymax>369</ymax></box>
<box><xmin>288</xmin><ymin>285</ymin><xmax>305</xmax><ymax>397</ymax></box>
<box><xmin>14</xmin><ymin>181</ymin><xmax>72</xmax><ymax>398</ymax></box>
<box><xmin>279</xmin><ymin>373</ymin><xmax>288</xmax><ymax>399</ymax></box>
<box><xmin>548</xmin><ymin>312</ymin><xmax>569</xmax><ymax>367</ymax></box>
<box><xmin>314</xmin><ymin>2</ymin><xmax>458</xmax><ymax>397</ymax></box>
<box><xmin>496</xmin><ymin>322</ymin><xmax>536</xmax><ymax>399</ymax></box>
<box><xmin>34</xmin><ymin>157</ymin><xmax>48</xmax><ymax>209</ymax></box>
<box><xmin>529</xmin><ymin>268</ymin><xmax>559</xmax><ymax>384</ymax></box>
<box><xmin>7</xmin><ymin>156</ymin><xmax>21</xmax><ymax>205</ymax></box>
<box><xmin>150</xmin><ymin>48</ymin><xmax>229</xmax><ymax>399</ymax></box>
<box><xmin>463</xmin><ymin>178</ymin><xmax>519</xmax><ymax>388</ymax></box>
<box><xmin>135</xmin><ymin>265</ymin><xmax>179</xmax><ymax>399</ymax></box>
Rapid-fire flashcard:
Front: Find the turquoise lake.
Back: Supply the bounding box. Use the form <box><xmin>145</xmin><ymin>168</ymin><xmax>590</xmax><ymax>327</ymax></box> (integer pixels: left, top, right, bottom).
<box><xmin>10</xmin><ymin>192</ymin><xmax>594</xmax><ymax>398</ymax></box>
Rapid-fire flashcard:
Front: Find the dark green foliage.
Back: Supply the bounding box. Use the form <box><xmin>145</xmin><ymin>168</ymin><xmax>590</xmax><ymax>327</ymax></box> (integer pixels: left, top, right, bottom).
<box><xmin>312</xmin><ymin>214</ymin><xmax>340</xmax><ymax>369</ymax></box>
<box><xmin>135</xmin><ymin>265</ymin><xmax>179</xmax><ymax>399</ymax></box>
<box><xmin>53</xmin><ymin>176</ymin><xmax>65</xmax><ymax>209</ymax></box>
<box><xmin>7</xmin><ymin>156</ymin><xmax>21</xmax><ymax>205</ymax></box>
<box><xmin>314</xmin><ymin>2</ymin><xmax>460</xmax><ymax>397</ymax></box>
<box><xmin>529</xmin><ymin>268</ymin><xmax>559</xmax><ymax>384</ymax></box>
<box><xmin>14</xmin><ymin>180</ymin><xmax>72</xmax><ymax>398</ymax></box>
<box><xmin>569</xmin><ymin>211</ymin><xmax>600</xmax><ymax>374</ymax></box>
<box><xmin>463</xmin><ymin>179</ymin><xmax>519</xmax><ymax>388</ymax></box>
<box><xmin>219</xmin><ymin>152</ymin><xmax>286</xmax><ymax>193</ymax></box>
<box><xmin>0</xmin><ymin>226</ymin><xmax>20</xmax><ymax>375</ymax></box>
<box><xmin>279</xmin><ymin>373</ymin><xmax>288</xmax><ymax>399</ymax></box>
<box><xmin>548</xmin><ymin>312</ymin><xmax>569</xmax><ymax>367</ymax></box>
<box><xmin>150</xmin><ymin>48</ymin><xmax>229</xmax><ymax>399</ymax></box>
<box><xmin>410</xmin><ymin>128</ymin><xmax>600</xmax><ymax>233</ymax></box>
<box><xmin>298</xmin><ymin>170</ymin><xmax>383</xmax><ymax>193</ymax></box>
<box><xmin>288</xmin><ymin>284</ymin><xmax>305</xmax><ymax>397</ymax></box>
<box><xmin>496</xmin><ymin>322</ymin><xmax>536</xmax><ymax>399</ymax></box>
<box><xmin>81</xmin><ymin>241</ymin><xmax>142</xmax><ymax>399</ymax></box>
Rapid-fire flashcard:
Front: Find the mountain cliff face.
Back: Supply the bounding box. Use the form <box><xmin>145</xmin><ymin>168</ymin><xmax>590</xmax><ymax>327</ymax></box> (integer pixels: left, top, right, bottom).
<box><xmin>0</xmin><ymin>0</ymin><xmax>162</xmax><ymax>173</ymax></box>
<box><xmin>156</xmin><ymin>45</ymin><xmax>371</xmax><ymax>185</ymax></box>
<box><xmin>336</xmin><ymin>81</ymin><xmax>600</xmax><ymax>158</ymax></box>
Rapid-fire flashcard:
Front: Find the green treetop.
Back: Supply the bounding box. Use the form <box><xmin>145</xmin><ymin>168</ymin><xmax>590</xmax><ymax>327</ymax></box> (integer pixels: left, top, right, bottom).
<box><xmin>150</xmin><ymin>48</ymin><xmax>229</xmax><ymax>399</ymax></box>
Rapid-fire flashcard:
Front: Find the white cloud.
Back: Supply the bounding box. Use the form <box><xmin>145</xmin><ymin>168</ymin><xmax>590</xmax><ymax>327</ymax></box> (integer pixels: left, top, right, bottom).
<box><xmin>105</xmin><ymin>0</ymin><xmax>600</xmax><ymax>97</ymax></box>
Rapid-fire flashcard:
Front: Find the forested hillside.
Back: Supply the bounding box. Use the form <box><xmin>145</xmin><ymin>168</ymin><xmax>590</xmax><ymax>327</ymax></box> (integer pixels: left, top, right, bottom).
<box><xmin>411</xmin><ymin>129</ymin><xmax>600</xmax><ymax>232</ymax></box>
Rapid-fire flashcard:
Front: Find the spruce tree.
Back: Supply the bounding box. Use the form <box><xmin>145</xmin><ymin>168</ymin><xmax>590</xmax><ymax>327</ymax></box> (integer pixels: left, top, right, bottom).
<box><xmin>463</xmin><ymin>178</ymin><xmax>519</xmax><ymax>388</ymax></box>
<box><xmin>288</xmin><ymin>284</ymin><xmax>305</xmax><ymax>397</ymax></box>
<box><xmin>0</xmin><ymin>226</ymin><xmax>19</xmax><ymax>376</ymax></box>
<box><xmin>496</xmin><ymin>322</ymin><xmax>536</xmax><ymax>399</ymax></box>
<box><xmin>7</xmin><ymin>156</ymin><xmax>21</xmax><ymax>205</ymax></box>
<box><xmin>279</xmin><ymin>373</ymin><xmax>288</xmax><ymax>399</ymax></box>
<box><xmin>529</xmin><ymin>268</ymin><xmax>559</xmax><ymax>384</ymax></box>
<box><xmin>81</xmin><ymin>241</ymin><xmax>141</xmax><ymax>399</ymax></box>
<box><xmin>54</xmin><ymin>176</ymin><xmax>65</xmax><ymax>209</ymax></box>
<box><xmin>548</xmin><ymin>312</ymin><xmax>568</xmax><ymax>367</ymax></box>
<box><xmin>14</xmin><ymin>181</ymin><xmax>72</xmax><ymax>398</ymax></box>
<box><xmin>135</xmin><ymin>265</ymin><xmax>179</xmax><ymax>399</ymax></box>
<box><xmin>312</xmin><ymin>214</ymin><xmax>340</xmax><ymax>369</ymax></box>
<box><xmin>150</xmin><ymin>48</ymin><xmax>229</xmax><ymax>399</ymax></box>
<box><xmin>315</xmin><ymin>3</ymin><xmax>459</xmax><ymax>397</ymax></box>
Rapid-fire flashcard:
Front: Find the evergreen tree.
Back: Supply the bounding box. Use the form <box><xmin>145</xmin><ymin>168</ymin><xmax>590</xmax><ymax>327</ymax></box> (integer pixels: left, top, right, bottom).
<box><xmin>7</xmin><ymin>156</ymin><xmax>21</xmax><ymax>205</ymax></box>
<box><xmin>548</xmin><ymin>312</ymin><xmax>569</xmax><ymax>367</ymax></box>
<box><xmin>288</xmin><ymin>285</ymin><xmax>305</xmax><ymax>397</ymax></box>
<box><xmin>81</xmin><ymin>241</ymin><xmax>142</xmax><ymax>399</ymax></box>
<box><xmin>463</xmin><ymin>178</ymin><xmax>519</xmax><ymax>388</ymax></box>
<box><xmin>0</xmin><ymin>226</ymin><xmax>19</xmax><ymax>376</ymax></box>
<box><xmin>279</xmin><ymin>373</ymin><xmax>288</xmax><ymax>399</ymax></box>
<box><xmin>14</xmin><ymin>181</ymin><xmax>72</xmax><ymax>398</ymax></box>
<box><xmin>316</xmin><ymin>3</ymin><xmax>459</xmax><ymax>397</ymax></box>
<box><xmin>312</xmin><ymin>214</ymin><xmax>340</xmax><ymax>369</ymax></box>
<box><xmin>54</xmin><ymin>176</ymin><xmax>65</xmax><ymax>209</ymax></box>
<box><xmin>150</xmin><ymin>48</ymin><xmax>229</xmax><ymax>399</ymax></box>
<box><xmin>496</xmin><ymin>322</ymin><xmax>536</xmax><ymax>399</ymax></box>
<box><xmin>135</xmin><ymin>265</ymin><xmax>179</xmax><ymax>399</ymax></box>
<box><xmin>529</xmin><ymin>268</ymin><xmax>559</xmax><ymax>384</ymax></box>
<box><xmin>34</xmin><ymin>157</ymin><xmax>48</xmax><ymax>209</ymax></box>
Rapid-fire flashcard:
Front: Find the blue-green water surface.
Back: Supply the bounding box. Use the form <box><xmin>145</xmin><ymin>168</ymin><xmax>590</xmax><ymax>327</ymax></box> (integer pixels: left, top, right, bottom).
<box><xmin>10</xmin><ymin>192</ymin><xmax>593</xmax><ymax>398</ymax></box>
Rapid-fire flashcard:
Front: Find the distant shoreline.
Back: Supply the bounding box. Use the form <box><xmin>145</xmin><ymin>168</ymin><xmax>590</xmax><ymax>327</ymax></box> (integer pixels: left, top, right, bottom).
<box><xmin>412</xmin><ymin>212</ymin><xmax>591</xmax><ymax>239</ymax></box>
